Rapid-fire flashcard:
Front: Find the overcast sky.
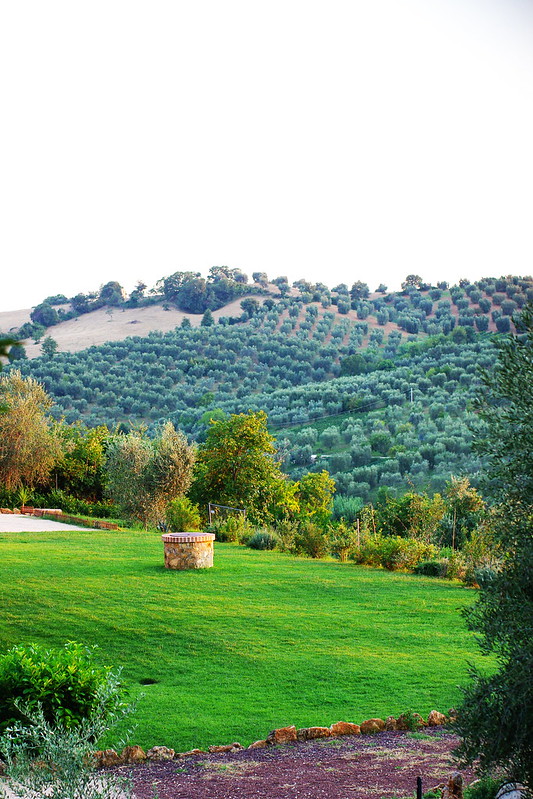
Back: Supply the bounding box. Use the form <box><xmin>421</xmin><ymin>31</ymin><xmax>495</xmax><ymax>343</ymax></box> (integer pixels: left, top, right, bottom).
<box><xmin>1</xmin><ymin>0</ymin><xmax>533</xmax><ymax>312</ymax></box>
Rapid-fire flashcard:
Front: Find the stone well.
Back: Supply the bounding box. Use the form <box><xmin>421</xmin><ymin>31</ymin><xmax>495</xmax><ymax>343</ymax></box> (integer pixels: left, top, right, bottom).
<box><xmin>161</xmin><ymin>532</ymin><xmax>215</xmax><ymax>570</ymax></box>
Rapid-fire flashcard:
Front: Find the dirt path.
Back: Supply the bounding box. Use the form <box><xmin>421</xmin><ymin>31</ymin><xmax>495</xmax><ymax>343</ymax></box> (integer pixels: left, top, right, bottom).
<box><xmin>118</xmin><ymin>730</ymin><xmax>475</xmax><ymax>799</ymax></box>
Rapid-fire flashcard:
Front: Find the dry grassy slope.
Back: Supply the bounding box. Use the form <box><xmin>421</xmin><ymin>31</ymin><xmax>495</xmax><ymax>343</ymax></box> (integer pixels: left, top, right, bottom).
<box><xmin>0</xmin><ymin>298</ymin><xmax>267</xmax><ymax>359</ymax></box>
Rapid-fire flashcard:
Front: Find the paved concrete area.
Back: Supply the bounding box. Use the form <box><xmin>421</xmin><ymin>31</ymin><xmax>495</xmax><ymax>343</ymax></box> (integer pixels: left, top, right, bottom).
<box><xmin>0</xmin><ymin>513</ymin><xmax>91</xmax><ymax>532</ymax></box>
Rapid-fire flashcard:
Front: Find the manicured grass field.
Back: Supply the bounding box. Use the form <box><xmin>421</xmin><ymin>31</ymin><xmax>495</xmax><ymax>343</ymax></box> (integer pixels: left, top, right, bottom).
<box><xmin>0</xmin><ymin>529</ymin><xmax>488</xmax><ymax>751</ymax></box>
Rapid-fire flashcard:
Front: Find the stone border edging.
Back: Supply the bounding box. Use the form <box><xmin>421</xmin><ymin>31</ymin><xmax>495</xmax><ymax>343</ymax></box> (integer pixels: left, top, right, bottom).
<box><xmin>92</xmin><ymin>709</ymin><xmax>452</xmax><ymax>768</ymax></box>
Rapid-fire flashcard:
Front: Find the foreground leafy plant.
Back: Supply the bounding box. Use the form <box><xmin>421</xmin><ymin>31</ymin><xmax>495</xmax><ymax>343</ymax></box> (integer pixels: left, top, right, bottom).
<box><xmin>0</xmin><ymin>700</ymin><xmax>134</xmax><ymax>799</ymax></box>
<box><xmin>0</xmin><ymin>642</ymin><xmax>126</xmax><ymax>734</ymax></box>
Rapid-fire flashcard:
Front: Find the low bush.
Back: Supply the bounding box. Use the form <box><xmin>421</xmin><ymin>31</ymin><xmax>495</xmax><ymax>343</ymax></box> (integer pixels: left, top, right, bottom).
<box><xmin>0</xmin><ymin>642</ymin><xmax>126</xmax><ymax>734</ymax></box>
<box><xmin>463</xmin><ymin>777</ymin><xmax>502</xmax><ymax>799</ymax></box>
<box><xmin>354</xmin><ymin>534</ymin><xmax>438</xmax><ymax>571</ymax></box>
<box><xmin>413</xmin><ymin>559</ymin><xmax>449</xmax><ymax>578</ymax></box>
<box><xmin>43</xmin><ymin>489</ymin><xmax>119</xmax><ymax>519</ymax></box>
<box><xmin>327</xmin><ymin>521</ymin><xmax>358</xmax><ymax>562</ymax></box>
<box><xmin>247</xmin><ymin>529</ymin><xmax>279</xmax><ymax>550</ymax></box>
<box><xmin>207</xmin><ymin>515</ymin><xmax>253</xmax><ymax>543</ymax></box>
<box><xmin>0</xmin><ymin>702</ymin><xmax>133</xmax><ymax>799</ymax></box>
<box><xmin>166</xmin><ymin>496</ymin><xmax>201</xmax><ymax>531</ymax></box>
<box><xmin>293</xmin><ymin>522</ymin><xmax>330</xmax><ymax>559</ymax></box>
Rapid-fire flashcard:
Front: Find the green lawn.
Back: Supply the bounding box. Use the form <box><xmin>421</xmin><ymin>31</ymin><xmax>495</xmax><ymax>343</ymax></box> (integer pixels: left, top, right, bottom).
<box><xmin>0</xmin><ymin>529</ymin><xmax>488</xmax><ymax>751</ymax></box>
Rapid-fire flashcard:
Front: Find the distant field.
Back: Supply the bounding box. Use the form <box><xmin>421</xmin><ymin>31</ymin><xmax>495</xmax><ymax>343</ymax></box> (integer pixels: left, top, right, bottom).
<box><xmin>0</xmin><ymin>529</ymin><xmax>488</xmax><ymax>751</ymax></box>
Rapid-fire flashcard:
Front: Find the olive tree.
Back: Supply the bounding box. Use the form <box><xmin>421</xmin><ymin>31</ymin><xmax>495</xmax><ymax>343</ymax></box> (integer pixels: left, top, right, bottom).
<box><xmin>105</xmin><ymin>422</ymin><xmax>195</xmax><ymax>526</ymax></box>
<box><xmin>0</xmin><ymin>369</ymin><xmax>63</xmax><ymax>490</ymax></box>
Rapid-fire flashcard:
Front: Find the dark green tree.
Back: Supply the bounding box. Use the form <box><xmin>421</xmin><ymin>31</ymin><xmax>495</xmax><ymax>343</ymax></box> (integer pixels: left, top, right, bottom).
<box><xmin>454</xmin><ymin>303</ymin><xmax>533</xmax><ymax>790</ymax></box>
<box><xmin>201</xmin><ymin>309</ymin><xmax>214</xmax><ymax>326</ymax></box>
<box><xmin>41</xmin><ymin>336</ymin><xmax>58</xmax><ymax>358</ymax></box>
<box><xmin>99</xmin><ymin>281</ymin><xmax>124</xmax><ymax>306</ymax></box>
<box><xmin>30</xmin><ymin>303</ymin><xmax>59</xmax><ymax>328</ymax></box>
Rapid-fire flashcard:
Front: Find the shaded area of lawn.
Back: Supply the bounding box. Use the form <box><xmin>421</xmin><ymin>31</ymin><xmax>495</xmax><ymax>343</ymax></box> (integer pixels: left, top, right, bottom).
<box><xmin>0</xmin><ymin>530</ymin><xmax>486</xmax><ymax>750</ymax></box>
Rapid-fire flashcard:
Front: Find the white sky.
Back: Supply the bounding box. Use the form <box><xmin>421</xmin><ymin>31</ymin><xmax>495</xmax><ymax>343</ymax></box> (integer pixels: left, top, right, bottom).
<box><xmin>1</xmin><ymin>0</ymin><xmax>533</xmax><ymax>312</ymax></box>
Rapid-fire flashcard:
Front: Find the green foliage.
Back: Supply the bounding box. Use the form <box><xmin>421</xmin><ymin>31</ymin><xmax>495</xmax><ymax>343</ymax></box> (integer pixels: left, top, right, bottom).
<box><xmin>296</xmin><ymin>470</ymin><xmax>335</xmax><ymax>523</ymax></box>
<box><xmin>40</xmin><ymin>336</ymin><xmax>58</xmax><ymax>357</ymax></box>
<box><xmin>355</xmin><ymin>534</ymin><xmax>438</xmax><ymax>571</ymax></box>
<box><xmin>30</xmin><ymin>302</ymin><xmax>59</xmax><ymax>328</ymax></box>
<box><xmin>166</xmin><ymin>496</ymin><xmax>201</xmax><ymax>531</ymax></box>
<box><xmin>293</xmin><ymin>521</ymin><xmax>330</xmax><ymax>558</ymax></box>
<box><xmin>0</xmin><ymin>642</ymin><xmax>126</xmax><ymax>734</ymax></box>
<box><xmin>191</xmin><ymin>411</ymin><xmax>289</xmax><ymax>524</ymax></box>
<box><xmin>463</xmin><ymin>777</ymin><xmax>501</xmax><ymax>799</ymax></box>
<box><xmin>247</xmin><ymin>529</ymin><xmax>279</xmax><ymax>550</ymax></box>
<box><xmin>207</xmin><ymin>515</ymin><xmax>253</xmax><ymax>543</ymax></box>
<box><xmin>105</xmin><ymin>422</ymin><xmax>195</xmax><ymax>526</ymax></box>
<box><xmin>454</xmin><ymin>303</ymin><xmax>533</xmax><ymax>790</ymax></box>
<box><xmin>327</xmin><ymin>520</ymin><xmax>358</xmax><ymax>561</ymax></box>
<box><xmin>55</xmin><ymin>423</ymin><xmax>108</xmax><ymax>500</ymax></box>
<box><xmin>332</xmin><ymin>495</ymin><xmax>363</xmax><ymax>522</ymax></box>
<box><xmin>0</xmin><ymin>370</ymin><xmax>63</xmax><ymax>490</ymax></box>
<box><xmin>375</xmin><ymin>492</ymin><xmax>446</xmax><ymax>543</ymax></box>
<box><xmin>0</xmin><ymin>702</ymin><xmax>133</xmax><ymax>799</ymax></box>
<box><xmin>413</xmin><ymin>559</ymin><xmax>449</xmax><ymax>578</ymax></box>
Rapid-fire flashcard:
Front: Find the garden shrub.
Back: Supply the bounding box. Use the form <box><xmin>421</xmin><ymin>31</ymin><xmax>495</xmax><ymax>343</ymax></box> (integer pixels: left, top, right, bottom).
<box><xmin>0</xmin><ymin>702</ymin><xmax>133</xmax><ymax>798</ymax></box>
<box><xmin>44</xmin><ymin>489</ymin><xmax>119</xmax><ymax>519</ymax></box>
<box><xmin>0</xmin><ymin>642</ymin><xmax>126</xmax><ymax>734</ymax></box>
<box><xmin>413</xmin><ymin>559</ymin><xmax>449</xmax><ymax>578</ymax></box>
<box><xmin>327</xmin><ymin>521</ymin><xmax>358</xmax><ymax>562</ymax></box>
<box><xmin>166</xmin><ymin>496</ymin><xmax>201</xmax><ymax>531</ymax></box>
<box><xmin>354</xmin><ymin>534</ymin><xmax>437</xmax><ymax>571</ymax></box>
<box><xmin>293</xmin><ymin>522</ymin><xmax>330</xmax><ymax>558</ymax></box>
<box><xmin>463</xmin><ymin>777</ymin><xmax>502</xmax><ymax>799</ymax></box>
<box><xmin>274</xmin><ymin>519</ymin><xmax>298</xmax><ymax>553</ymax></box>
<box><xmin>247</xmin><ymin>528</ymin><xmax>279</xmax><ymax>550</ymax></box>
<box><xmin>207</xmin><ymin>515</ymin><xmax>253</xmax><ymax>543</ymax></box>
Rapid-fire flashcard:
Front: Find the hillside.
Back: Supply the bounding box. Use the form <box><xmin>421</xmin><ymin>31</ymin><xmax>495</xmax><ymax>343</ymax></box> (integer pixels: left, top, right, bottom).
<box><xmin>3</xmin><ymin>273</ymin><xmax>532</xmax><ymax>500</ymax></box>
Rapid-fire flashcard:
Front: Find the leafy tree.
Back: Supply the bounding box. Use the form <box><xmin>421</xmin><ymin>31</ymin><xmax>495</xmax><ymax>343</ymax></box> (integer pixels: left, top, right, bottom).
<box><xmin>241</xmin><ymin>298</ymin><xmax>260</xmax><ymax>317</ymax></box>
<box><xmin>6</xmin><ymin>341</ymin><xmax>26</xmax><ymax>362</ymax></box>
<box><xmin>443</xmin><ymin>476</ymin><xmax>485</xmax><ymax>549</ymax></box>
<box><xmin>201</xmin><ymin>309</ymin><xmax>215</xmax><ymax>326</ymax></box>
<box><xmin>350</xmin><ymin>281</ymin><xmax>370</xmax><ymax>301</ymax></box>
<box><xmin>70</xmin><ymin>293</ymin><xmax>92</xmax><ymax>314</ymax></box>
<box><xmin>55</xmin><ymin>423</ymin><xmax>108</xmax><ymax>500</ymax></box>
<box><xmin>105</xmin><ymin>422</ymin><xmax>195</xmax><ymax>525</ymax></box>
<box><xmin>41</xmin><ymin>336</ymin><xmax>58</xmax><ymax>358</ymax></box>
<box><xmin>30</xmin><ymin>302</ymin><xmax>59</xmax><ymax>328</ymax></box>
<box><xmin>0</xmin><ymin>370</ymin><xmax>63</xmax><ymax>490</ymax></box>
<box><xmin>190</xmin><ymin>411</ymin><xmax>288</xmax><ymax>523</ymax></box>
<box><xmin>99</xmin><ymin>281</ymin><xmax>124</xmax><ymax>306</ymax></box>
<box><xmin>454</xmin><ymin>304</ymin><xmax>533</xmax><ymax>790</ymax></box>
<box><xmin>401</xmin><ymin>274</ymin><xmax>423</xmax><ymax>290</ymax></box>
<box><xmin>296</xmin><ymin>471</ymin><xmax>335</xmax><ymax>523</ymax></box>
<box><xmin>376</xmin><ymin>491</ymin><xmax>446</xmax><ymax>543</ymax></box>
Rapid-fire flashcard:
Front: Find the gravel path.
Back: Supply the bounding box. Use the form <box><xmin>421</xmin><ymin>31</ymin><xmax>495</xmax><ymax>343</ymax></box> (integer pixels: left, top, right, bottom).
<box><xmin>0</xmin><ymin>513</ymin><xmax>89</xmax><ymax>532</ymax></box>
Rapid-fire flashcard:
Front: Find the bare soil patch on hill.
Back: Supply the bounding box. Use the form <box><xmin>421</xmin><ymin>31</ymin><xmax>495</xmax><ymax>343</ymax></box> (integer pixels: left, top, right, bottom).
<box><xmin>121</xmin><ymin>730</ymin><xmax>475</xmax><ymax>799</ymax></box>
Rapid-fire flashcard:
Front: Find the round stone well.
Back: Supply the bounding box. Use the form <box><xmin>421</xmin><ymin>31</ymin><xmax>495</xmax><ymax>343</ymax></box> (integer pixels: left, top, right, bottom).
<box><xmin>161</xmin><ymin>532</ymin><xmax>215</xmax><ymax>570</ymax></box>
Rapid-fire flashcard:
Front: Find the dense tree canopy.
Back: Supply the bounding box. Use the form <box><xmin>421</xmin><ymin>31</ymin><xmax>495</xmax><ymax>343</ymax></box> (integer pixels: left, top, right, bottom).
<box><xmin>190</xmin><ymin>411</ymin><xmax>288</xmax><ymax>522</ymax></box>
<box><xmin>0</xmin><ymin>370</ymin><xmax>63</xmax><ymax>490</ymax></box>
<box><xmin>105</xmin><ymin>422</ymin><xmax>195</xmax><ymax>525</ymax></box>
<box><xmin>455</xmin><ymin>303</ymin><xmax>533</xmax><ymax>790</ymax></box>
